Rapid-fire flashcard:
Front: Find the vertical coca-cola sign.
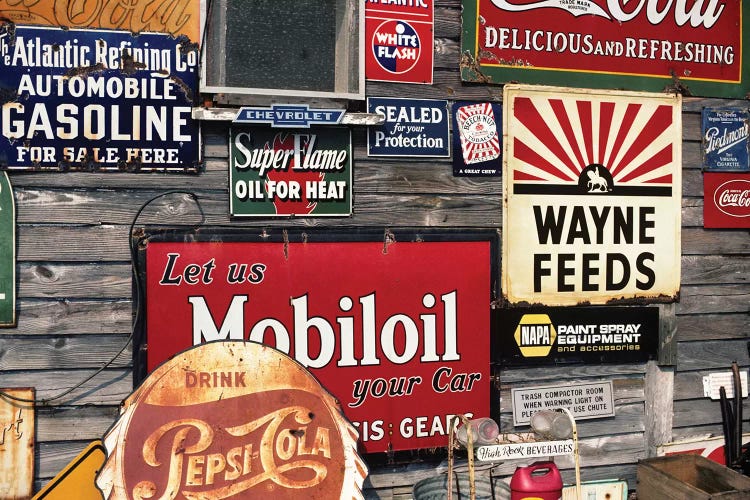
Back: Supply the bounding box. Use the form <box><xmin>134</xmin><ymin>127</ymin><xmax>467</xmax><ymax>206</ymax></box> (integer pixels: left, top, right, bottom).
<box><xmin>138</xmin><ymin>230</ymin><xmax>497</xmax><ymax>453</ymax></box>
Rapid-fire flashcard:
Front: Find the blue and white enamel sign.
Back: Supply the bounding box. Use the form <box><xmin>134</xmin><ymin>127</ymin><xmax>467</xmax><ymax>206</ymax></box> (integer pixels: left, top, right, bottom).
<box><xmin>0</xmin><ymin>25</ymin><xmax>200</xmax><ymax>172</ymax></box>
<box><xmin>367</xmin><ymin>97</ymin><xmax>449</xmax><ymax>157</ymax></box>
<box><xmin>235</xmin><ymin>104</ymin><xmax>345</xmax><ymax>128</ymax></box>
<box><xmin>702</xmin><ymin>108</ymin><xmax>749</xmax><ymax>172</ymax></box>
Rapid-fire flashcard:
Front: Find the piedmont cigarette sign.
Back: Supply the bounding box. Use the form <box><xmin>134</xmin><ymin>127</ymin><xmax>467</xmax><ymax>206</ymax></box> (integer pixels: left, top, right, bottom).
<box><xmin>0</xmin><ymin>25</ymin><xmax>200</xmax><ymax>172</ymax></box>
<box><xmin>230</xmin><ymin>126</ymin><xmax>351</xmax><ymax>217</ymax></box>
<box><xmin>97</xmin><ymin>342</ymin><xmax>368</xmax><ymax>499</ymax></box>
<box><xmin>139</xmin><ymin>232</ymin><xmax>494</xmax><ymax>453</ymax></box>
<box><xmin>502</xmin><ymin>85</ymin><xmax>681</xmax><ymax>306</ymax></box>
<box><xmin>0</xmin><ymin>172</ymin><xmax>14</xmax><ymax>327</ymax></box>
<box><xmin>461</xmin><ymin>0</ymin><xmax>749</xmax><ymax>98</ymax></box>
<box><xmin>701</xmin><ymin>108</ymin><xmax>749</xmax><ymax>171</ymax></box>
<box><xmin>365</xmin><ymin>0</ymin><xmax>434</xmax><ymax>84</ymax></box>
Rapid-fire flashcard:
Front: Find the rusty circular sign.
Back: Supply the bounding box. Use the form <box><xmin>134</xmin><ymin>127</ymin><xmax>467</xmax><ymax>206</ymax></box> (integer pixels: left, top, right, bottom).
<box><xmin>97</xmin><ymin>341</ymin><xmax>367</xmax><ymax>499</ymax></box>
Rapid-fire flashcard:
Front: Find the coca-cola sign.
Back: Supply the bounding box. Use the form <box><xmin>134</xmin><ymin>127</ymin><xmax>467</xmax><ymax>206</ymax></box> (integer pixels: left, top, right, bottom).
<box><xmin>97</xmin><ymin>341</ymin><xmax>367</xmax><ymax>499</ymax></box>
<box><xmin>461</xmin><ymin>0</ymin><xmax>748</xmax><ymax>98</ymax></box>
<box><xmin>135</xmin><ymin>230</ymin><xmax>496</xmax><ymax>453</ymax></box>
<box><xmin>704</xmin><ymin>173</ymin><xmax>750</xmax><ymax>228</ymax></box>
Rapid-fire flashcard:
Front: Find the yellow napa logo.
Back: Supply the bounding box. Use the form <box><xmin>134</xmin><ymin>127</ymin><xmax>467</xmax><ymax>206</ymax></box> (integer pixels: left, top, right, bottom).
<box><xmin>514</xmin><ymin>314</ymin><xmax>556</xmax><ymax>357</ymax></box>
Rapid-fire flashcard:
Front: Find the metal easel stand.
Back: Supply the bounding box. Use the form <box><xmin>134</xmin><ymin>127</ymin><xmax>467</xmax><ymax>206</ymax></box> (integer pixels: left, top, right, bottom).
<box><xmin>557</xmin><ymin>407</ymin><xmax>582</xmax><ymax>500</ymax></box>
<box><xmin>448</xmin><ymin>414</ymin><xmax>476</xmax><ymax>500</ymax></box>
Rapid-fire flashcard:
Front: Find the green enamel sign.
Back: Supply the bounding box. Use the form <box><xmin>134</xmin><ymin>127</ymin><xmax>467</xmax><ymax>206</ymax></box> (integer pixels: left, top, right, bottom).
<box><xmin>0</xmin><ymin>172</ymin><xmax>15</xmax><ymax>326</ymax></box>
<box><xmin>229</xmin><ymin>126</ymin><xmax>352</xmax><ymax>217</ymax></box>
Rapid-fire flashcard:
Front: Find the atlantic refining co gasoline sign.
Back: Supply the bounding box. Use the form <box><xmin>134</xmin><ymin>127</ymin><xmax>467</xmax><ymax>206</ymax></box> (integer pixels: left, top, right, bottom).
<box><xmin>0</xmin><ymin>25</ymin><xmax>199</xmax><ymax>172</ymax></box>
<box><xmin>461</xmin><ymin>0</ymin><xmax>749</xmax><ymax>98</ymax></box>
<box><xmin>230</xmin><ymin>126</ymin><xmax>351</xmax><ymax>217</ymax></box>
<box><xmin>502</xmin><ymin>85</ymin><xmax>681</xmax><ymax>306</ymax></box>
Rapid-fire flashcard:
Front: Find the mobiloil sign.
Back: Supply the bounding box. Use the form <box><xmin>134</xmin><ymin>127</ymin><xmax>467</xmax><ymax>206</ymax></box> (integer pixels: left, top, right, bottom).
<box><xmin>137</xmin><ymin>231</ymin><xmax>496</xmax><ymax>453</ymax></box>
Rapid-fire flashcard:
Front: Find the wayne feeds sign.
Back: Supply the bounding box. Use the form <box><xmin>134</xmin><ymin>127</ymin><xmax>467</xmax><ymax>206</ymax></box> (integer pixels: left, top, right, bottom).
<box><xmin>502</xmin><ymin>85</ymin><xmax>681</xmax><ymax>306</ymax></box>
<box><xmin>461</xmin><ymin>0</ymin><xmax>749</xmax><ymax>98</ymax></box>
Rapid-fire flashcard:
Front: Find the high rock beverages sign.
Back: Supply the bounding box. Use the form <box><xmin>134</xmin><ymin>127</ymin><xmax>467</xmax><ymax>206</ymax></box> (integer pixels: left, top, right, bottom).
<box><xmin>140</xmin><ymin>235</ymin><xmax>493</xmax><ymax>453</ymax></box>
<box><xmin>97</xmin><ymin>342</ymin><xmax>367</xmax><ymax>499</ymax></box>
<box><xmin>502</xmin><ymin>85</ymin><xmax>682</xmax><ymax>306</ymax></box>
<box><xmin>462</xmin><ymin>0</ymin><xmax>749</xmax><ymax>98</ymax></box>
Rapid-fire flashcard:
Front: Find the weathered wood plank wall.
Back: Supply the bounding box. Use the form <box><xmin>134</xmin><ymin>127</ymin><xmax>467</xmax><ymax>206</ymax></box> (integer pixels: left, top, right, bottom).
<box><xmin>1</xmin><ymin>0</ymin><xmax>747</xmax><ymax>496</ymax></box>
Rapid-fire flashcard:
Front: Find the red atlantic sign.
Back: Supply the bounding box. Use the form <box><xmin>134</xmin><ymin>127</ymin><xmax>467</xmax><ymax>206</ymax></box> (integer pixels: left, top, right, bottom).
<box><xmin>142</xmin><ymin>237</ymin><xmax>493</xmax><ymax>453</ymax></box>
<box><xmin>365</xmin><ymin>0</ymin><xmax>434</xmax><ymax>84</ymax></box>
<box><xmin>704</xmin><ymin>172</ymin><xmax>750</xmax><ymax>228</ymax></box>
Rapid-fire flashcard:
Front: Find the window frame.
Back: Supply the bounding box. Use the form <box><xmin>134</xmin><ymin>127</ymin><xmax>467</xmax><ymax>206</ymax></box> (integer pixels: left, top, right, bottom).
<box><xmin>199</xmin><ymin>0</ymin><xmax>365</xmax><ymax>101</ymax></box>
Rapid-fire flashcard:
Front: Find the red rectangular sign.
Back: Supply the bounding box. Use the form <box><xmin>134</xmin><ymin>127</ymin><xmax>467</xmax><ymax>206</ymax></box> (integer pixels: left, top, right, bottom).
<box><xmin>464</xmin><ymin>0</ymin><xmax>747</xmax><ymax>97</ymax></box>
<box><xmin>703</xmin><ymin>172</ymin><xmax>750</xmax><ymax>228</ymax></box>
<box><xmin>365</xmin><ymin>0</ymin><xmax>434</xmax><ymax>84</ymax></box>
<box><xmin>143</xmin><ymin>237</ymin><xmax>492</xmax><ymax>453</ymax></box>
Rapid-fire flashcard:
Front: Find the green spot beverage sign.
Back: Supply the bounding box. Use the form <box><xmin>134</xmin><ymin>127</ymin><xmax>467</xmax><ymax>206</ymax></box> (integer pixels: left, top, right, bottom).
<box><xmin>230</xmin><ymin>126</ymin><xmax>352</xmax><ymax>217</ymax></box>
<box><xmin>0</xmin><ymin>172</ymin><xmax>15</xmax><ymax>326</ymax></box>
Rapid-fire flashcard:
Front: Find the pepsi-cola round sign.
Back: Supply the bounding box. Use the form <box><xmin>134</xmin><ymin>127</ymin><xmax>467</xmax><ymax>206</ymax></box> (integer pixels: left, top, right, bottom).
<box><xmin>372</xmin><ymin>20</ymin><xmax>421</xmax><ymax>74</ymax></box>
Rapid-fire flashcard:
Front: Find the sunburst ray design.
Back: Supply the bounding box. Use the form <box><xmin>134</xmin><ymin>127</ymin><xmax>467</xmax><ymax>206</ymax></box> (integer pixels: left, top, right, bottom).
<box><xmin>512</xmin><ymin>96</ymin><xmax>674</xmax><ymax>186</ymax></box>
